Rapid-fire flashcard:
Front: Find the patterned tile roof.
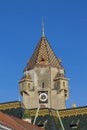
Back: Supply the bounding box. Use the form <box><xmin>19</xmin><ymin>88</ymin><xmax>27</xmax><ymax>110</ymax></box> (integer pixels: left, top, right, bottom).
<box><xmin>24</xmin><ymin>36</ymin><xmax>62</xmax><ymax>71</ymax></box>
<box><xmin>23</xmin><ymin>107</ymin><xmax>87</xmax><ymax>130</ymax></box>
<box><xmin>0</xmin><ymin>101</ymin><xmax>21</xmax><ymax>110</ymax></box>
<box><xmin>0</xmin><ymin>112</ymin><xmax>45</xmax><ymax>130</ymax></box>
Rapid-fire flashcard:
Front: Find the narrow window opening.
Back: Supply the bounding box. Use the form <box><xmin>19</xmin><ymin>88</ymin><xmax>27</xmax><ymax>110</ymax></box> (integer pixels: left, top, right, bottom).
<box><xmin>63</xmin><ymin>82</ymin><xmax>65</xmax><ymax>87</ymax></box>
<box><xmin>28</xmin><ymin>83</ymin><xmax>30</xmax><ymax>88</ymax></box>
<box><xmin>42</xmin><ymin>82</ymin><xmax>44</xmax><ymax>88</ymax></box>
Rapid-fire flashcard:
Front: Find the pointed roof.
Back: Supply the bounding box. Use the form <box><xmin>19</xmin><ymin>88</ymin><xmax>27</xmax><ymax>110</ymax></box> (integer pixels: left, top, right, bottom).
<box><xmin>24</xmin><ymin>36</ymin><xmax>62</xmax><ymax>71</ymax></box>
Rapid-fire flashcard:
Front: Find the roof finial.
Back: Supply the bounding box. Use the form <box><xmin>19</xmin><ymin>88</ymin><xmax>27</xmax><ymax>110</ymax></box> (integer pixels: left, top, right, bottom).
<box><xmin>42</xmin><ymin>17</ymin><xmax>45</xmax><ymax>37</ymax></box>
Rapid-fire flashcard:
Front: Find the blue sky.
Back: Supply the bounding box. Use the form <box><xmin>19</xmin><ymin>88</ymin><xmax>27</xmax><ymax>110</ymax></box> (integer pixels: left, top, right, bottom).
<box><xmin>0</xmin><ymin>0</ymin><xmax>87</xmax><ymax>108</ymax></box>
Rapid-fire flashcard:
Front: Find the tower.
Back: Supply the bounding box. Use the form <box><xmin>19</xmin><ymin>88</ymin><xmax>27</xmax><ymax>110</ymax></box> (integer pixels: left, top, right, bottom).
<box><xmin>19</xmin><ymin>26</ymin><xmax>69</xmax><ymax>110</ymax></box>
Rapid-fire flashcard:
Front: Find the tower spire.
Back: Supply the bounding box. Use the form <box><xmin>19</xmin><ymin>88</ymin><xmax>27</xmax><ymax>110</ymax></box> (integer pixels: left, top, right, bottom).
<box><xmin>42</xmin><ymin>17</ymin><xmax>45</xmax><ymax>37</ymax></box>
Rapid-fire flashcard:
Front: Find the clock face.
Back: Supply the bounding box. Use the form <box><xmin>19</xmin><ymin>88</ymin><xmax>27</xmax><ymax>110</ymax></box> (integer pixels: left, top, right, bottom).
<box><xmin>39</xmin><ymin>91</ymin><xmax>48</xmax><ymax>103</ymax></box>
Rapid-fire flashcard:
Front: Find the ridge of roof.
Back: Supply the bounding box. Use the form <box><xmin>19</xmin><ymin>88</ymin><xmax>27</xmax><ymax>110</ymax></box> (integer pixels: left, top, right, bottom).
<box><xmin>23</xmin><ymin>106</ymin><xmax>87</xmax><ymax>118</ymax></box>
<box><xmin>0</xmin><ymin>101</ymin><xmax>20</xmax><ymax>105</ymax></box>
<box><xmin>0</xmin><ymin>101</ymin><xmax>22</xmax><ymax>111</ymax></box>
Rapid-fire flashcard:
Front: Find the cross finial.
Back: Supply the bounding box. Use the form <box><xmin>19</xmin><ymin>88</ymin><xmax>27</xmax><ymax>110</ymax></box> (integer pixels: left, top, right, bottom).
<box><xmin>42</xmin><ymin>17</ymin><xmax>45</xmax><ymax>37</ymax></box>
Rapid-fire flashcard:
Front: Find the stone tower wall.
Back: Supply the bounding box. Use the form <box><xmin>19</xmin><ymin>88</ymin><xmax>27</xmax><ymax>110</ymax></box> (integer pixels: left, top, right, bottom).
<box><xmin>22</xmin><ymin>66</ymin><xmax>67</xmax><ymax>109</ymax></box>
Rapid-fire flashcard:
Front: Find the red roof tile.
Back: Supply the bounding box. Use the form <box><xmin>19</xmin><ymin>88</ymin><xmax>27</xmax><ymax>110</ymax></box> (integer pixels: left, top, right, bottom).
<box><xmin>0</xmin><ymin>112</ymin><xmax>45</xmax><ymax>130</ymax></box>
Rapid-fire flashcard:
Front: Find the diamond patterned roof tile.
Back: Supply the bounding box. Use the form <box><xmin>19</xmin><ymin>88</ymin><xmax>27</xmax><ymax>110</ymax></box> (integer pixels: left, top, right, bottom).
<box><xmin>24</xmin><ymin>36</ymin><xmax>62</xmax><ymax>71</ymax></box>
